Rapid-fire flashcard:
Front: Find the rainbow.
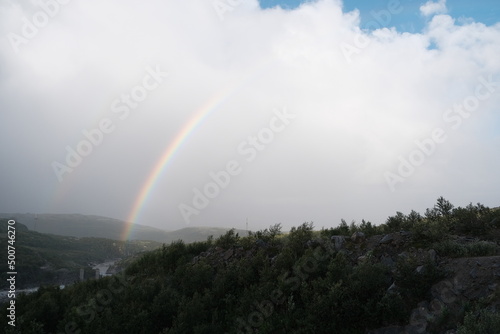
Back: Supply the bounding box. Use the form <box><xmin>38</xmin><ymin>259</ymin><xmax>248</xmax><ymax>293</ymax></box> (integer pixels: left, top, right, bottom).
<box><xmin>120</xmin><ymin>59</ymin><xmax>275</xmax><ymax>241</ymax></box>
<box><xmin>50</xmin><ymin>59</ymin><xmax>274</xmax><ymax>241</ymax></box>
<box><xmin>121</xmin><ymin>88</ymin><xmax>233</xmax><ymax>240</ymax></box>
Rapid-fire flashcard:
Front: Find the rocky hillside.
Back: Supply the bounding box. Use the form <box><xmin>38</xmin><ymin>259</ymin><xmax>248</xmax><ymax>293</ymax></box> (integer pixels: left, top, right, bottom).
<box><xmin>0</xmin><ymin>213</ymin><xmax>248</xmax><ymax>243</ymax></box>
<box><xmin>188</xmin><ymin>229</ymin><xmax>500</xmax><ymax>334</ymax></box>
<box><xmin>0</xmin><ymin>219</ymin><xmax>163</xmax><ymax>290</ymax></box>
<box><xmin>2</xmin><ymin>198</ymin><xmax>499</xmax><ymax>334</ymax></box>
<box><xmin>339</xmin><ymin>232</ymin><xmax>499</xmax><ymax>334</ymax></box>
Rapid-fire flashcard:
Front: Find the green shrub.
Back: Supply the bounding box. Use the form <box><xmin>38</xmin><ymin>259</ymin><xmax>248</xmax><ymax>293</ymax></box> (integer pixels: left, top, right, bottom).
<box><xmin>434</xmin><ymin>240</ymin><xmax>498</xmax><ymax>258</ymax></box>
<box><xmin>427</xmin><ymin>306</ymin><xmax>457</xmax><ymax>334</ymax></box>
<box><xmin>433</xmin><ymin>240</ymin><xmax>468</xmax><ymax>258</ymax></box>
<box><xmin>394</xmin><ymin>257</ymin><xmax>445</xmax><ymax>302</ymax></box>
<box><xmin>451</xmin><ymin>203</ymin><xmax>496</xmax><ymax>236</ymax></box>
<box><xmin>457</xmin><ymin>309</ymin><xmax>500</xmax><ymax>334</ymax></box>
<box><xmin>252</xmin><ymin>223</ymin><xmax>282</xmax><ymax>242</ymax></box>
<box><xmin>411</xmin><ymin>218</ymin><xmax>448</xmax><ymax>245</ymax></box>
<box><xmin>376</xmin><ymin>292</ymin><xmax>408</xmax><ymax>325</ymax></box>
<box><xmin>214</xmin><ymin>229</ymin><xmax>240</xmax><ymax>248</ymax></box>
<box><xmin>385</xmin><ymin>212</ymin><xmax>406</xmax><ymax>232</ymax></box>
<box><xmin>321</xmin><ymin>219</ymin><xmax>350</xmax><ymax>237</ymax></box>
<box><xmin>466</xmin><ymin>241</ymin><xmax>498</xmax><ymax>256</ymax></box>
<box><xmin>285</xmin><ymin>222</ymin><xmax>314</xmax><ymax>257</ymax></box>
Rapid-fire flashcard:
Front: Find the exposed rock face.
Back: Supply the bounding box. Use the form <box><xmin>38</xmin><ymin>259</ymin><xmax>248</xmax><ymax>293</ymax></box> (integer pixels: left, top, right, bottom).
<box><xmin>381</xmin><ymin>255</ymin><xmax>396</xmax><ymax>268</ymax></box>
<box><xmin>331</xmin><ymin>235</ymin><xmax>346</xmax><ymax>251</ymax></box>
<box><xmin>428</xmin><ymin>249</ymin><xmax>437</xmax><ymax>263</ymax></box>
<box><xmin>441</xmin><ymin>256</ymin><xmax>500</xmax><ymax>303</ymax></box>
<box><xmin>190</xmin><ymin>231</ymin><xmax>499</xmax><ymax>334</ymax></box>
<box><xmin>223</xmin><ymin>248</ymin><xmax>234</xmax><ymax>260</ymax></box>
<box><xmin>380</xmin><ymin>234</ymin><xmax>395</xmax><ymax>244</ymax></box>
<box><xmin>351</xmin><ymin>231</ymin><xmax>366</xmax><ymax>243</ymax></box>
<box><xmin>340</xmin><ymin>231</ymin><xmax>499</xmax><ymax>334</ymax></box>
<box><xmin>368</xmin><ymin>256</ymin><xmax>500</xmax><ymax>334</ymax></box>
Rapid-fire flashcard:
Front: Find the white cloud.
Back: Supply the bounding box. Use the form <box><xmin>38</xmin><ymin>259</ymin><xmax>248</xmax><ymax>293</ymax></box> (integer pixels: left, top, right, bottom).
<box><xmin>420</xmin><ymin>0</ymin><xmax>448</xmax><ymax>17</ymax></box>
<box><xmin>0</xmin><ymin>0</ymin><xmax>499</xmax><ymax>232</ymax></box>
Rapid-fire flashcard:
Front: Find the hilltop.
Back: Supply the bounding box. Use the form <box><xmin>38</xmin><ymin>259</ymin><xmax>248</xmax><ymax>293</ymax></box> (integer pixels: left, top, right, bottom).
<box><xmin>0</xmin><ymin>213</ymin><xmax>248</xmax><ymax>243</ymax></box>
<box><xmin>0</xmin><ymin>217</ymin><xmax>248</xmax><ymax>291</ymax></box>
<box><xmin>0</xmin><ymin>220</ymin><xmax>163</xmax><ymax>290</ymax></box>
<box><xmin>2</xmin><ymin>198</ymin><xmax>500</xmax><ymax>334</ymax></box>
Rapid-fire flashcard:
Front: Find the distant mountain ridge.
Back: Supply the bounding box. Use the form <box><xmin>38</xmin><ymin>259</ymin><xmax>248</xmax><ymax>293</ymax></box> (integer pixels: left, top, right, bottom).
<box><xmin>0</xmin><ymin>213</ymin><xmax>248</xmax><ymax>243</ymax></box>
<box><xmin>0</xmin><ymin>219</ymin><xmax>162</xmax><ymax>290</ymax></box>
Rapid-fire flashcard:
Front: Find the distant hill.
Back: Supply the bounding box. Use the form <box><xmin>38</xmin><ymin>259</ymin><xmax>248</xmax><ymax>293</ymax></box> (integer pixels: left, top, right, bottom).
<box><xmin>0</xmin><ymin>219</ymin><xmax>163</xmax><ymax>290</ymax></box>
<box><xmin>0</xmin><ymin>213</ymin><xmax>248</xmax><ymax>243</ymax></box>
<box><xmin>4</xmin><ymin>198</ymin><xmax>499</xmax><ymax>333</ymax></box>
<box><xmin>163</xmin><ymin>226</ymin><xmax>249</xmax><ymax>244</ymax></box>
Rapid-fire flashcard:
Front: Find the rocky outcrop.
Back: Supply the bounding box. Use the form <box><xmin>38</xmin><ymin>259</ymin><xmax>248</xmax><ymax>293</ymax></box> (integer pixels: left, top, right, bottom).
<box><xmin>351</xmin><ymin>231</ymin><xmax>366</xmax><ymax>243</ymax></box>
<box><xmin>189</xmin><ymin>231</ymin><xmax>499</xmax><ymax>334</ymax></box>
<box><xmin>331</xmin><ymin>235</ymin><xmax>346</xmax><ymax>251</ymax></box>
<box><xmin>379</xmin><ymin>234</ymin><xmax>395</xmax><ymax>244</ymax></box>
<box><xmin>368</xmin><ymin>256</ymin><xmax>500</xmax><ymax>334</ymax></box>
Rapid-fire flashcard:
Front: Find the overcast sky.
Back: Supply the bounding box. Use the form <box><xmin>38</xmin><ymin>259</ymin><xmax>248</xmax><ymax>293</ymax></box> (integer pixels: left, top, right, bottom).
<box><xmin>1</xmin><ymin>0</ymin><xmax>499</xmax><ymax>233</ymax></box>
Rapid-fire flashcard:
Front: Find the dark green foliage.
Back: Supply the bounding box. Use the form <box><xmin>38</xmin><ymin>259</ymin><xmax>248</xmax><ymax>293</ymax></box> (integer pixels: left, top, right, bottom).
<box><xmin>411</xmin><ymin>218</ymin><xmax>448</xmax><ymax>244</ymax></box>
<box><xmin>285</xmin><ymin>222</ymin><xmax>314</xmax><ymax>257</ymax></box>
<box><xmin>380</xmin><ymin>197</ymin><xmax>500</xmax><ymax>246</ymax></box>
<box><xmin>2</xmin><ymin>224</ymin><xmax>406</xmax><ymax>334</ymax></box>
<box><xmin>321</xmin><ymin>219</ymin><xmax>383</xmax><ymax>238</ymax></box>
<box><xmin>0</xmin><ymin>220</ymin><xmax>162</xmax><ymax>289</ymax></box>
<box><xmin>394</xmin><ymin>257</ymin><xmax>445</xmax><ymax>303</ymax></box>
<box><xmin>457</xmin><ymin>309</ymin><xmax>500</xmax><ymax>334</ymax></box>
<box><xmin>376</xmin><ymin>292</ymin><xmax>408</xmax><ymax>325</ymax></box>
<box><xmin>384</xmin><ymin>209</ymin><xmax>423</xmax><ymax>232</ymax></box>
<box><xmin>450</xmin><ymin>203</ymin><xmax>496</xmax><ymax>236</ymax></box>
<box><xmin>321</xmin><ymin>219</ymin><xmax>350</xmax><ymax>236</ymax></box>
<box><xmin>435</xmin><ymin>196</ymin><xmax>454</xmax><ymax>217</ymax></box>
<box><xmin>214</xmin><ymin>228</ymin><xmax>240</xmax><ymax>248</ymax></box>
<box><xmin>125</xmin><ymin>239</ymin><xmax>211</xmax><ymax>277</ymax></box>
<box><xmin>405</xmin><ymin>210</ymin><xmax>423</xmax><ymax>229</ymax></box>
<box><xmin>249</xmin><ymin>223</ymin><xmax>282</xmax><ymax>245</ymax></box>
<box><xmin>358</xmin><ymin>219</ymin><xmax>378</xmax><ymax>236</ymax></box>
<box><xmin>427</xmin><ymin>306</ymin><xmax>461</xmax><ymax>334</ymax></box>
<box><xmin>386</xmin><ymin>211</ymin><xmax>407</xmax><ymax>231</ymax></box>
<box><xmin>433</xmin><ymin>240</ymin><xmax>498</xmax><ymax>258</ymax></box>
<box><xmin>4</xmin><ymin>198</ymin><xmax>500</xmax><ymax>333</ymax></box>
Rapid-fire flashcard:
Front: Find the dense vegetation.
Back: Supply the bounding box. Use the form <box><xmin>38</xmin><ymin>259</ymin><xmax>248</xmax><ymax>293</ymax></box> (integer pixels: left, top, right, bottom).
<box><xmin>2</xmin><ymin>198</ymin><xmax>499</xmax><ymax>333</ymax></box>
<box><xmin>0</xmin><ymin>220</ymin><xmax>162</xmax><ymax>289</ymax></box>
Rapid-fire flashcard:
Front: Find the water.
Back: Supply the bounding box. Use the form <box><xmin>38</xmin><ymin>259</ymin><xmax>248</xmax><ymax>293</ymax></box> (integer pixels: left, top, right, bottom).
<box><xmin>91</xmin><ymin>259</ymin><xmax>119</xmax><ymax>277</ymax></box>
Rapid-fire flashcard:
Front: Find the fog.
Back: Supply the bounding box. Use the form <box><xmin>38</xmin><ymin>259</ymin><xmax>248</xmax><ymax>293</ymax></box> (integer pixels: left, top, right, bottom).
<box><xmin>1</xmin><ymin>0</ymin><xmax>499</xmax><ymax>233</ymax></box>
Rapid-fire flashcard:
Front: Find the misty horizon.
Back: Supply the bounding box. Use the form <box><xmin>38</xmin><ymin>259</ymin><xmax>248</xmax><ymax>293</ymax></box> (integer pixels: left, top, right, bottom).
<box><xmin>1</xmin><ymin>0</ymin><xmax>499</xmax><ymax>233</ymax></box>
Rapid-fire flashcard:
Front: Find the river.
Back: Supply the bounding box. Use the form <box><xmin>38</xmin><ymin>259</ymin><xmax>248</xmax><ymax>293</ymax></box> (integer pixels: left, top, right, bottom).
<box><xmin>91</xmin><ymin>259</ymin><xmax>119</xmax><ymax>277</ymax></box>
<box><xmin>0</xmin><ymin>259</ymin><xmax>119</xmax><ymax>303</ymax></box>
